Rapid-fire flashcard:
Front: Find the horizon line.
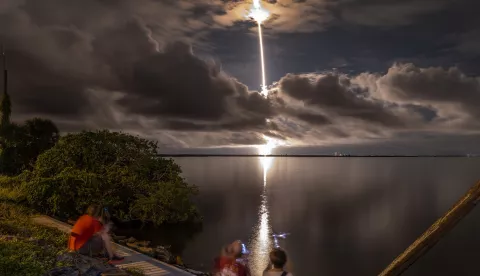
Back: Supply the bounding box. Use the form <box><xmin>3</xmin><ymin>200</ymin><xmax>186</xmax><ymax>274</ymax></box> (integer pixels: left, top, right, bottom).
<box><xmin>157</xmin><ymin>154</ymin><xmax>478</xmax><ymax>157</ymax></box>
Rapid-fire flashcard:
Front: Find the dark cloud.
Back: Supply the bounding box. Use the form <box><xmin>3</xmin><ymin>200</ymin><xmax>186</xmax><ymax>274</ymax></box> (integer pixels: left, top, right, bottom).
<box><xmin>278</xmin><ymin>73</ymin><xmax>406</xmax><ymax>127</ymax></box>
<box><xmin>372</xmin><ymin>63</ymin><xmax>480</xmax><ymax>120</ymax></box>
<box><xmin>1</xmin><ymin>0</ymin><xmax>480</xmax><ymax>150</ymax></box>
<box><xmin>115</xmin><ymin>40</ymin><xmax>275</xmax><ymax>129</ymax></box>
<box><xmin>1</xmin><ymin>0</ymin><xmax>276</xmax><ymax>144</ymax></box>
<box><xmin>338</xmin><ymin>0</ymin><xmax>452</xmax><ymax>27</ymax></box>
<box><xmin>7</xmin><ymin>51</ymin><xmax>90</xmax><ymax>118</ymax></box>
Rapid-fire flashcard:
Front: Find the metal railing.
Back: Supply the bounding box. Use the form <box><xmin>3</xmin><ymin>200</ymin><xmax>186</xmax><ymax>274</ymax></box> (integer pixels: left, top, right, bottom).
<box><xmin>379</xmin><ymin>180</ymin><xmax>480</xmax><ymax>276</ymax></box>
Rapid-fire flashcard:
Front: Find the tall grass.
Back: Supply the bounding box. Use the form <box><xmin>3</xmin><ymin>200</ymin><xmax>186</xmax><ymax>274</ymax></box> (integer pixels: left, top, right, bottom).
<box><xmin>0</xmin><ymin>202</ymin><xmax>70</xmax><ymax>276</ymax></box>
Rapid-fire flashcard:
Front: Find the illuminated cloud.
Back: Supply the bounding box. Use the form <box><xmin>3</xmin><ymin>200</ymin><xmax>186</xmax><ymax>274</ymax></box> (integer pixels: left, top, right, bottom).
<box><xmin>1</xmin><ymin>0</ymin><xmax>479</xmax><ymax>151</ymax></box>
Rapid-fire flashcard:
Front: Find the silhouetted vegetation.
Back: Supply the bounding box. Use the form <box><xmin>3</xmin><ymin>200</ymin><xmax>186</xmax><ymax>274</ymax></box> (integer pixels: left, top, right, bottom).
<box><xmin>0</xmin><ymin>87</ymin><xmax>199</xmax><ymax>225</ymax></box>
<box><xmin>0</xmin><ymin>119</ymin><xmax>59</xmax><ymax>175</ymax></box>
<box><xmin>16</xmin><ymin>130</ymin><xmax>199</xmax><ymax>225</ymax></box>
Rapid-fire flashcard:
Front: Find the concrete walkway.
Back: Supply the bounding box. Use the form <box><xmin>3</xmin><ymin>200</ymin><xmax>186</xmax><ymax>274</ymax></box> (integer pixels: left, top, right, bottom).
<box><xmin>32</xmin><ymin>215</ymin><xmax>194</xmax><ymax>276</ymax></box>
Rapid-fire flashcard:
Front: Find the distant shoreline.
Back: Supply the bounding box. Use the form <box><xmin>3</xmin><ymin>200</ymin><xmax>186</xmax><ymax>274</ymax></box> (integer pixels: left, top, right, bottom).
<box><xmin>158</xmin><ymin>154</ymin><xmax>478</xmax><ymax>158</ymax></box>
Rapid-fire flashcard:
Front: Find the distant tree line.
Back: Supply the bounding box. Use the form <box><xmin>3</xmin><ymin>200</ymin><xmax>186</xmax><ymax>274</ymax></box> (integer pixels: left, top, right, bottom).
<box><xmin>0</xmin><ymin>92</ymin><xmax>199</xmax><ymax>225</ymax></box>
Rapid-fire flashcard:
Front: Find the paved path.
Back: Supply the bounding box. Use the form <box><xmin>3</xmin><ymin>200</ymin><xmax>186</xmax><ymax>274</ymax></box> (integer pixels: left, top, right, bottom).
<box><xmin>32</xmin><ymin>215</ymin><xmax>194</xmax><ymax>276</ymax></box>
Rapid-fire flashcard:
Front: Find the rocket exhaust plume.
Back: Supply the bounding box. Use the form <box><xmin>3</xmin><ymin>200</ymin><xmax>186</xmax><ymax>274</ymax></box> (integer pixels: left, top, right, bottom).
<box><xmin>249</xmin><ymin>0</ymin><xmax>270</xmax><ymax>97</ymax></box>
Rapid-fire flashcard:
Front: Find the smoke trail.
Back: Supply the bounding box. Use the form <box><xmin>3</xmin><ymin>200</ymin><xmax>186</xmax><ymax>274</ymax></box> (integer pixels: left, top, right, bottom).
<box><xmin>249</xmin><ymin>0</ymin><xmax>270</xmax><ymax>97</ymax></box>
<box><xmin>257</xmin><ymin>22</ymin><xmax>267</xmax><ymax>96</ymax></box>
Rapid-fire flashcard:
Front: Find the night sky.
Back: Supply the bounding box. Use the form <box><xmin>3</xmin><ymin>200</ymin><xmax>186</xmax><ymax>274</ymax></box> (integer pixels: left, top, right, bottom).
<box><xmin>1</xmin><ymin>0</ymin><xmax>480</xmax><ymax>154</ymax></box>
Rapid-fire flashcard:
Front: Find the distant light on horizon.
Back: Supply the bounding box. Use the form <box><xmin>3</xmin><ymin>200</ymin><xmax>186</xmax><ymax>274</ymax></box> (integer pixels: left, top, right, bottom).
<box><xmin>258</xmin><ymin>135</ymin><xmax>285</xmax><ymax>184</ymax></box>
<box><xmin>257</xmin><ymin>135</ymin><xmax>285</xmax><ymax>156</ymax></box>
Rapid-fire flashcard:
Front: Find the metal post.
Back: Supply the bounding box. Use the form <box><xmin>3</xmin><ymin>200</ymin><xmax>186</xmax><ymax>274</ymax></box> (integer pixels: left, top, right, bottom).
<box><xmin>379</xmin><ymin>180</ymin><xmax>480</xmax><ymax>276</ymax></box>
<box><xmin>1</xmin><ymin>44</ymin><xmax>6</xmax><ymax>96</ymax></box>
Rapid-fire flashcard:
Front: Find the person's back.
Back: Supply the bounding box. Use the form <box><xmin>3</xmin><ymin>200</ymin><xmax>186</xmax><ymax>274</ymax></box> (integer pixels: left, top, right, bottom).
<box><xmin>68</xmin><ymin>214</ymin><xmax>103</xmax><ymax>251</ymax></box>
<box><xmin>263</xmin><ymin>248</ymin><xmax>293</xmax><ymax>276</ymax></box>
<box><xmin>263</xmin><ymin>271</ymin><xmax>293</xmax><ymax>276</ymax></box>
<box><xmin>67</xmin><ymin>204</ymin><xmax>123</xmax><ymax>262</ymax></box>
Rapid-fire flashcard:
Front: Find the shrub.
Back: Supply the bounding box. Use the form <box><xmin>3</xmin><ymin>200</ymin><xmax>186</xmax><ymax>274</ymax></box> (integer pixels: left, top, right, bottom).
<box><xmin>0</xmin><ymin>172</ymin><xmax>31</xmax><ymax>203</ymax></box>
<box><xmin>25</xmin><ymin>130</ymin><xmax>199</xmax><ymax>225</ymax></box>
<box><xmin>0</xmin><ymin>118</ymin><xmax>59</xmax><ymax>175</ymax></box>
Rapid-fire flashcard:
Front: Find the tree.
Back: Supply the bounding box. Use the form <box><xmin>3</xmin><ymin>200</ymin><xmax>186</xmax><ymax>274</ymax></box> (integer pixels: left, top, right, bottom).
<box><xmin>0</xmin><ymin>123</ymin><xmax>28</xmax><ymax>175</ymax></box>
<box><xmin>0</xmin><ymin>91</ymin><xmax>11</xmax><ymax>129</ymax></box>
<box><xmin>25</xmin><ymin>130</ymin><xmax>199</xmax><ymax>225</ymax></box>
<box><xmin>0</xmin><ymin>119</ymin><xmax>59</xmax><ymax>175</ymax></box>
<box><xmin>22</xmin><ymin>118</ymin><xmax>59</xmax><ymax>169</ymax></box>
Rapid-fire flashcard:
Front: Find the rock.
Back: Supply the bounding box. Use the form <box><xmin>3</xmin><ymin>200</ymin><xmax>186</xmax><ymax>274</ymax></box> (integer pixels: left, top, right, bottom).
<box><xmin>56</xmin><ymin>252</ymin><xmax>111</xmax><ymax>274</ymax></box>
<box><xmin>44</xmin><ymin>266</ymin><xmax>80</xmax><ymax>276</ymax></box>
<box><xmin>47</xmin><ymin>253</ymin><xmax>134</xmax><ymax>276</ymax></box>
<box><xmin>112</xmin><ymin>234</ymin><xmax>126</xmax><ymax>241</ymax></box>
<box><xmin>127</xmin><ymin>242</ymin><xmax>155</xmax><ymax>256</ymax></box>
<box><xmin>154</xmin><ymin>246</ymin><xmax>175</xmax><ymax>263</ymax></box>
<box><xmin>126</xmin><ymin>237</ymin><xmax>136</xmax><ymax>243</ymax></box>
<box><xmin>137</xmin><ymin>240</ymin><xmax>150</xmax><ymax>247</ymax></box>
<box><xmin>99</xmin><ymin>268</ymin><xmax>130</xmax><ymax>276</ymax></box>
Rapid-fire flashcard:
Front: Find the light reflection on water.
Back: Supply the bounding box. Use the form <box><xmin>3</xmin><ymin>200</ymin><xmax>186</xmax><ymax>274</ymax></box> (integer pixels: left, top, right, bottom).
<box><xmin>248</xmin><ymin>155</ymin><xmax>274</xmax><ymax>276</ymax></box>
<box><xmin>171</xmin><ymin>157</ymin><xmax>480</xmax><ymax>276</ymax></box>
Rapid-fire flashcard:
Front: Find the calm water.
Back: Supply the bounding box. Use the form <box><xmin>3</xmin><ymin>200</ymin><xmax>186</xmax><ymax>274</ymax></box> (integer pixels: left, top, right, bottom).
<box><xmin>127</xmin><ymin>157</ymin><xmax>480</xmax><ymax>275</ymax></box>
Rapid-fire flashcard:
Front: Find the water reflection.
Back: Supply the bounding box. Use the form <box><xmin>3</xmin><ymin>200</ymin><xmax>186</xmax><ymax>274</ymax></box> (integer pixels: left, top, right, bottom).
<box><xmin>249</xmin><ymin>143</ymin><xmax>275</xmax><ymax>276</ymax></box>
<box><xmin>260</xmin><ymin>156</ymin><xmax>273</xmax><ymax>185</ymax></box>
<box><xmin>248</xmin><ymin>185</ymin><xmax>272</xmax><ymax>276</ymax></box>
<box><xmin>173</xmin><ymin>157</ymin><xmax>480</xmax><ymax>276</ymax></box>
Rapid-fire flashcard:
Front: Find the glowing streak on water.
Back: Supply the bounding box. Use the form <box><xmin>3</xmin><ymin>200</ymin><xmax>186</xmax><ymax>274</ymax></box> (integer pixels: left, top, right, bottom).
<box><xmin>249</xmin><ymin>136</ymin><xmax>286</xmax><ymax>275</ymax></box>
<box><xmin>258</xmin><ymin>136</ymin><xmax>276</xmax><ymax>184</ymax></box>
<box><xmin>249</xmin><ymin>185</ymin><xmax>272</xmax><ymax>276</ymax></box>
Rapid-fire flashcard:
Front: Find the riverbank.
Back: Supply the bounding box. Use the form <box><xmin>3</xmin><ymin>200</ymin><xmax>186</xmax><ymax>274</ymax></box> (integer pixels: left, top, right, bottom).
<box><xmin>0</xmin><ymin>186</ymin><xmax>208</xmax><ymax>275</ymax></box>
<box><xmin>0</xmin><ymin>201</ymin><xmax>146</xmax><ymax>275</ymax></box>
<box><xmin>0</xmin><ymin>201</ymin><xmax>66</xmax><ymax>275</ymax></box>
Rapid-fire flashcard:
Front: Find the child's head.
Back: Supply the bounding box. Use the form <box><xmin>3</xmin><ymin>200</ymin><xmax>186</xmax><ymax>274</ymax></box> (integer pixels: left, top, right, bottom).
<box><xmin>269</xmin><ymin>248</ymin><xmax>287</xmax><ymax>269</ymax></box>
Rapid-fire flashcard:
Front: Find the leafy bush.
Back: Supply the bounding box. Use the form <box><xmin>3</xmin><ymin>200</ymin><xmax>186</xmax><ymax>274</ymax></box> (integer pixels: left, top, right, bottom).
<box><xmin>0</xmin><ymin>172</ymin><xmax>31</xmax><ymax>203</ymax></box>
<box><xmin>25</xmin><ymin>130</ymin><xmax>199</xmax><ymax>225</ymax></box>
<box><xmin>0</xmin><ymin>118</ymin><xmax>59</xmax><ymax>175</ymax></box>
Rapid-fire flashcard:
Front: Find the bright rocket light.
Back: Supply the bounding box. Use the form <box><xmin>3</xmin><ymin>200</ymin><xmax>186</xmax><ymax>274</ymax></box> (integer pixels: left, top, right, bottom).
<box><xmin>248</xmin><ymin>0</ymin><xmax>270</xmax><ymax>97</ymax></box>
<box><xmin>258</xmin><ymin>135</ymin><xmax>285</xmax><ymax>185</ymax></box>
<box><xmin>249</xmin><ymin>0</ymin><xmax>269</xmax><ymax>24</ymax></box>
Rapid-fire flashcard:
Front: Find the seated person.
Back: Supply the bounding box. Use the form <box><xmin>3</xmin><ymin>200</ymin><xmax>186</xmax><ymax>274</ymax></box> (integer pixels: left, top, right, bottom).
<box><xmin>214</xmin><ymin>240</ymin><xmax>250</xmax><ymax>276</ymax></box>
<box><xmin>263</xmin><ymin>248</ymin><xmax>293</xmax><ymax>276</ymax></box>
<box><xmin>68</xmin><ymin>204</ymin><xmax>124</xmax><ymax>262</ymax></box>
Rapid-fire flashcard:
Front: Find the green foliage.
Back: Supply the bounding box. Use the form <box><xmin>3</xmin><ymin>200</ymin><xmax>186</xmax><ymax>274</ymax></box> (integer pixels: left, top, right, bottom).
<box><xmin>26</xmin><ymin>130</ymin><xmax>199</xmax><ymax>225</ymax></box>
<box><xmin>0</xmin><ymin>118</ymin><xmax>59</xmax><ymax>175</ymax></box>
<box><xmin>0</xmin><ymin>202</ymin><xmax>70</xmax><ymax>276</ymax></box>
<box><xmin>0</xmin><ymin>92</ymin><xmax>11</xmax><ymax>129</ymax></box>
<box><xmin>124</xmin><ymin>267</ymin><xmax>146</xmax><ymax>276</ymax></box>
<box><xmin>21</xmin><ymin>118</ymin><xmax>60</xmax><ymax>167</ymax></box>
<box><xmin>0</xmin><ymin>171</ymin><xmax>31</xmax><ymax>203</ymax></box>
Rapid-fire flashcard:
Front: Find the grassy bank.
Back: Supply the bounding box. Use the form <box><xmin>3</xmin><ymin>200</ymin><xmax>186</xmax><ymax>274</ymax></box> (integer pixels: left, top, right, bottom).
<box><xmin>0</xmin><ymin>201</ymin><xmax>70</xmax><ymax>276</ymax></box>
<box><xmin>0</xmin><ymin>186</ymin><xmax>151</xmax><ymax>276</ymax></box>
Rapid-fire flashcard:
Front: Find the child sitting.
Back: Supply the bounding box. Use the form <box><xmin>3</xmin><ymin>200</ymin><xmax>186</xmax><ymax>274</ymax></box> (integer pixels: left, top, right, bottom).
<box><xmin>263</xmin><ymin>248</ymin><xmax>293</xmax><ymax>276</ymax></box>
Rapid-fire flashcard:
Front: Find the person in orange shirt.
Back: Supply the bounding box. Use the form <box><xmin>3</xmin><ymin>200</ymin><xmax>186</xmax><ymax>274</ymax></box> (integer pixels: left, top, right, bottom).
<box><xmin>68</xmin><ymin>204</ymin><xmax>124</xmax><ymax>262</ymax></box>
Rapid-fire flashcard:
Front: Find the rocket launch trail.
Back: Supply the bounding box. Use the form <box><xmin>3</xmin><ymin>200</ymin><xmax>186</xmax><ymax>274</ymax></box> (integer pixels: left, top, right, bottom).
<box><xmin>249</xmin><ymin>0</ymin><xmax>269</xmax><ymax>97</ymax></box>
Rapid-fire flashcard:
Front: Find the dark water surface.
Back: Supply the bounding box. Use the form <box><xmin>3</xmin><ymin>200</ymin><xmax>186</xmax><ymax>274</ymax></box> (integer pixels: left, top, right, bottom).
<box><xmin>126</xmin><ymin>157</ymin><xmax>480</xmax><ymax>276</ymax></box>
